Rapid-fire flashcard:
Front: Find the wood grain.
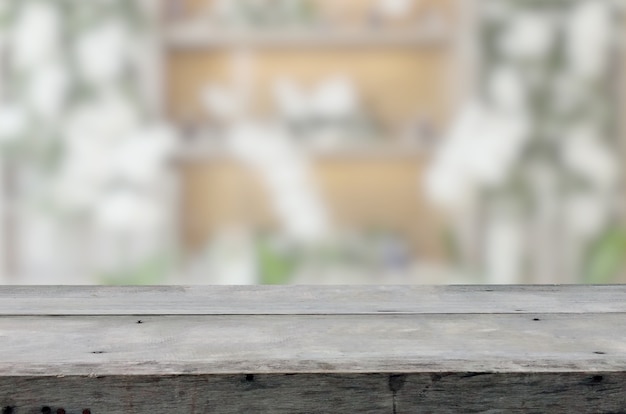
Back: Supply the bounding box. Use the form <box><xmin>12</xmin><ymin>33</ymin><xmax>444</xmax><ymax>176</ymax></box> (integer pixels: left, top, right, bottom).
<box><xmin>2</xmin><ymin>373</ymin><xmax>625</xmax><ymax>414</ymax></box>
<box><xmin>0</xmin><ymin>375</ymin><xmax>393</xmax><ymax>414</ymax></box>
<box><xmin>0</xmin><ymin>285</ymin><xmax>625</xmax><ymax>315</ymax></box>
<box><xmin>0</xmin><ymin>313</ymin><xmax>625</xmax><ymax>376</ymax></box>
<box><xmin>1</xmin><ymin>286</ymin><xmax>625</xmax><ymax>413</ymax></box>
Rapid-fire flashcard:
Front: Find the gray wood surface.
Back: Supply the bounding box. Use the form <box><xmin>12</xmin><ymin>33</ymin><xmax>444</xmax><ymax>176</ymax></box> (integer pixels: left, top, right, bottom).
<box><xmin>0</xmin><ymin>313</ymin><xmax>625</xmax><ymax>376</ymax></box>
<box><xmin>0</xmin><ymin>286</ymin><xmax>625</xmax><ymax>413</ymax></box>
<box><xmin>1</xmin><ymin>285</ymin><xmax>625</xmax><ymax>315</ymax></box>
<box><xmin>2</xmin><ymin>373</ymin><xmax>625</xmax><ymax>414</ymax></box>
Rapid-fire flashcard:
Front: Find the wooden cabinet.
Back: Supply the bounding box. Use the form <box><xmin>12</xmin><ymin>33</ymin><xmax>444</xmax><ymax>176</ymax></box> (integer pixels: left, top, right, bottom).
<box><xmin>162</xmin><ymin>0</ymin><xmax>467</xmax><ymax>260</ymax></box>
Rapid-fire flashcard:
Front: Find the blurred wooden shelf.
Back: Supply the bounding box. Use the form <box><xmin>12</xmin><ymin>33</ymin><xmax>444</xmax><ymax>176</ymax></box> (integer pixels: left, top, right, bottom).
<box><xmin>163</xmin><ymin>23</ymin><xmax>450</xmax><ymax>49</ymax></box>
<box><xmin>172</xmin><ymin>141</ymin><xmax>430</xmax><ymax>163</ymax></box>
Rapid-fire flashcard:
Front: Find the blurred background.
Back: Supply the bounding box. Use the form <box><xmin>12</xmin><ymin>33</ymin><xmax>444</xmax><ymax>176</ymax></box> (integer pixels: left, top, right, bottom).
<box><xmin>0</xmin><ymin>0</ymin><xmax>624</xmax><ymax>285</ymax></box>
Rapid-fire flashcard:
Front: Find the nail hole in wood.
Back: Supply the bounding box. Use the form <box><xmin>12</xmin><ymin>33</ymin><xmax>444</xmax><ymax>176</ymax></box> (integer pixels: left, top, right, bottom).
<box><xmin>41</xmin><ymin>407</ymin><xmax>52</xmax><ymax>414</ymax></box>
<box><xmin>592</xmin><ymin>375</ymin><xmax>604</xmax><ymax>383</ymax></box>
<box><xmin>2</xmin><ymin>407</ymin><xmax>14</xmax><ymax>414</ymax></box>
<box><xmin>56</xmin><ymin>409</ymin><xmax>66</xmax><ymax>414</ymax></box>
<box><xmin>82</xmin><ymin>409</ymin><xmax>91</xmax><ymax>414</ymax></box>
<box><xmin>245</xmin><ymin>374</ymin><xmax>254</xmax><ymax>382</ymax></box>
<box><xmin>533</xmin><ymin>318</ymin><xmax>540</xmax><ymax>321</ymax></box>
<box><xmin>137</xmin><ymin>320</ymin><xmax>143</xmax><ymax>324</ymax></box>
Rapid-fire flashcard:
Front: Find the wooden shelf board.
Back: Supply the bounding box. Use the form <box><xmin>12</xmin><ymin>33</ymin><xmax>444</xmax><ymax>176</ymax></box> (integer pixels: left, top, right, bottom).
<box><xmin>171</xmin><ymin>142</ymin><xmax>430</xmax><ymax>162</ymax></box>
<box><xmin>163</xmin><ymin>24</ymin><xmax>451</xmax><ymax>49</ymax></box>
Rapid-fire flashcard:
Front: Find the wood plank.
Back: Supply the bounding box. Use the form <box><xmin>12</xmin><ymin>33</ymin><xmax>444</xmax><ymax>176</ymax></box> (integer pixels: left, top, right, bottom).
<box><xmin>397</xmin><ymin>372</ymin><xmax>626</xmax><ymax>413</ymax></box>
<box><xmin>0</xmin><ymin>313</ymin><xmax>625</xmax><ymax>376</ymax></box>
<box><xmin>1</xmin><ymin>286</ymin><xmax>625</xmax><ymax>412</ymax></box>
<box><xmin>0</xmin><ymin>285</ymin><xmax>625</xmax><ymax>315</ymax></box>
<box><xmin>164</xmin><ymin>26</ymin><xmax>451</xmax><ymax>49</ymax></box>
<box><xmin>172</xmin><ymin>142</ymin><xmax>428</xmax><ymax>162</ymax></box>
<box><xmin>2</xmin><ymin>373</ymin><xmax>625</xmax><ymax>414</ymax></box>
<box><xmin>0</xmin><ymin>375</ymin><xmax>393</xmax><ymax>414</ymax></box>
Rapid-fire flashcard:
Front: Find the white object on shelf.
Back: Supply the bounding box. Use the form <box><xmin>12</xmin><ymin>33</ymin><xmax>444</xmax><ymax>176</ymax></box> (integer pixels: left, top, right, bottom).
<box><xmin>376</xmin><ymin>0</ymin><xmax>416</xmax><ymax>19</ymax></box>
<box><xmin>310</xmin><ymin>76</ymin><xmax>359</xmax><ymax>120</ymax></box>
<box><xmin>227</xmin><ymin>122</ymin><xmax>330</xmax><ymax>242</ymax></box>
<box><xmin>200</xmin><ymin>83</ymin><xmax>242</xmax><ymax>122</ymax></box>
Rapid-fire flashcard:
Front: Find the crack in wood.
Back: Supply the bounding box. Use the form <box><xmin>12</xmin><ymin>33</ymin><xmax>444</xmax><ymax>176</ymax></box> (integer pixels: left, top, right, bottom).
<box><xmin>389</xmin><ymin>374</ymin><xmax>407</xmax><ymax>414</ymax></box>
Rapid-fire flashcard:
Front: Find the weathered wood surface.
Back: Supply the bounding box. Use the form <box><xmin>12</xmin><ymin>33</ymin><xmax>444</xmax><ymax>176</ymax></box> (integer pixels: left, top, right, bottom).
<box><xmin>1</xmin><ymin>313</ymin><xmax>625</xmax><ymax>376</ymax></box>
<box><xmin>1</xmin><ymin>373</ymin><xmax>625</xmax><ymax>414</ymax></box>
<box><xmin>1</xmin><ymin>285</ymin><xmax>625</xmax><ymax>315</ymax></box>
<box><xmin>0</xmin><ymin>285</ymin><xmax>625</xmax><ymax>413</ymax></box>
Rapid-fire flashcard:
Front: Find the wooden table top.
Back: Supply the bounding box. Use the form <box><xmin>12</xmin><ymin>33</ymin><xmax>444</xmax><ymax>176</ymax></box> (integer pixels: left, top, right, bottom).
<box><xmin>0</xmin><ymin>285</ymin><xmax>624</xmax><ymax>377</ymax></box>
